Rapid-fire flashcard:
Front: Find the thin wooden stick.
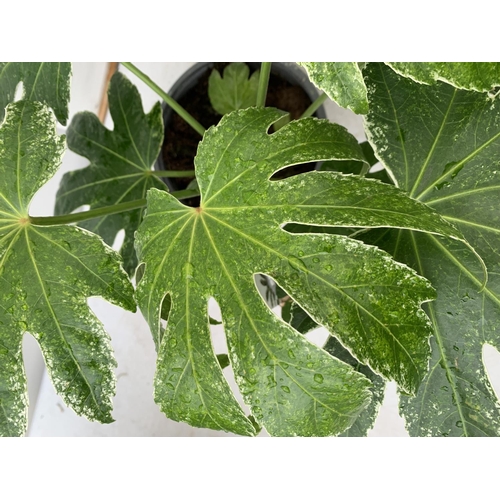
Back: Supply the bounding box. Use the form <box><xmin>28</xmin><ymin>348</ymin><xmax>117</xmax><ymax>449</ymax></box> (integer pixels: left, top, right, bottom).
<box><xmin>98</xmin><ymin>62</ymin><xmax>118</xmax><ymax>123</ymax></box>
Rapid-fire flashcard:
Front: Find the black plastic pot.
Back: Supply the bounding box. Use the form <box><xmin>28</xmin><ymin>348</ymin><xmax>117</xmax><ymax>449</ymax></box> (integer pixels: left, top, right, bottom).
<box><xmin>154</xmin><ymin>62</ymin><xmax>327</xmax><ymax>192</ymax></box>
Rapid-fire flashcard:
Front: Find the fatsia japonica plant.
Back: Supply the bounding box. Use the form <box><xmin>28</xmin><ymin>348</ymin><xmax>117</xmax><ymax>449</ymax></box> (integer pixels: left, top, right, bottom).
<box><xmin>0</xmin><ymin>62</ymin><xmax>499</xmax><ymax>437</ymax></box>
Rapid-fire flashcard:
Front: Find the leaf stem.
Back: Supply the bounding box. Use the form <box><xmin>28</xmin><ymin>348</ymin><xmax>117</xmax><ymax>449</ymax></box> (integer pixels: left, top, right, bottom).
<box><xmin>256</xmin><ymin>63</ymin><xmax>272</xmax><ymax>107</ymax></box>
<box><xmin>30</xmin><ymin>189</ymin><xmax>199</xmax><ymax>226</ymax></box>
<box><xmin>150</xmin><ymin>170</ymin><xmax>195</xmax><ymax>178</ymax></box>
<box><xmin>300</xmin><ymin>92</ymin><xmax>328</xmax><ymax>119</ymax></box>
<box><xmin>121</xmin><ymin>62</ymin><xmax>206</xmax><ymax>137</ymax></box>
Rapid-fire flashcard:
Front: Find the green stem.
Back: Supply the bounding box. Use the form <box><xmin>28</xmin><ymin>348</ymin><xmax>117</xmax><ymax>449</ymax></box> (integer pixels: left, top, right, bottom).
<box><xmin>150</xmin><ymin>170</ymin><xmax>195</xmax><ymax>178</ymax></box>
<box><xmin>256</xmin><ymin>62</ymin><xmax>272</xmax><ymax>107</ymax></box>
<box><xmin>121</xmin><ymin>62</ymin><xmax>206</xmax><ymax>137</ymax></box>
<box><xmin>30</xmin><ymin>189</ymin><xmax>200</xmax><ymax>226</ymax></box>
<box><xmin>359</xmin><ymin>162</ymin><xmax>371</xmax><ymax>177</ymax></box>
<box><xmin>300</xmin><ymin>92</ymin><xmax>328</xmax><ymax>119</ymax></box>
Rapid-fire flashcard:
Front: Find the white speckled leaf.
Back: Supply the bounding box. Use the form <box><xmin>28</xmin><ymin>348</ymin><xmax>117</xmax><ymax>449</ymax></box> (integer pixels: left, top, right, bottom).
<box><xmin>56</xmin><ymin>72</ymin><xmax>167</xmax><ymax>276</ymax></box>
<box><xmin>299</xmin><ymin>62</ymin><xmax>368</xmax><ymax>114</ymax></box>
<box><xmin>0</xmin><ymin>62</ymin><xmax>71</xmax><ymax>125</ymax></box>
<box><xmin>135</xmin><ymin>107</ymin><xmax>466</xmax><ymax>436</ymax></box>
<box><xmin>386</xmin><ymin>62</ymin><xmax>500</xmax><ymax>93</ymax></box>
<box><xmin>364</xmin><ymin>62</ymin><xmax>500</xmax><ymax>436</ymax></box>
<box><xmin>0</xmin><ymin>101</ymin><xmax>135</xmax><ymax>436</ymax></box>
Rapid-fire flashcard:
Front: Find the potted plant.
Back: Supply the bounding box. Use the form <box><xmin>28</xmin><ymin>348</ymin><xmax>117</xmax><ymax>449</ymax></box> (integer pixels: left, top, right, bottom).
<box><xmin>1</xmin><ymin>61</ymin><xmax>499</xmax><ymax>437</ymax></box>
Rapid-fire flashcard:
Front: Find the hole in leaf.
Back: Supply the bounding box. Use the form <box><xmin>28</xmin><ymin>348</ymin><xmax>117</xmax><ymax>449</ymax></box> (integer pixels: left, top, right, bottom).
<box><xmin>368</xmin><ymin>381</ymin><xmax>408</xmax><ymax>437</ymax></box>
<box><xmin>14</xmin><ymin>81</ymin><xmax>24</xmax><ymax>102</ymax></box>
<box><xmin>253</xmin><ymin>274</ymin><xmax>281</xmax><ymax>314</ymax></box>
<box><xmin>482</xmin><ymin>343</ymin><xmax>500</xmax><ymax>402</ymax></box>
<box><xmin>269</xmin><ymin>162</ymin><xmax>317</xmax><ymax>181</ymax></box>
<box><xmin>207</xmin><ymin>297</ymin><xmax>257</xmax><ymax>424</ymax></box>
<box><xmin>111</xmin><ymin>229</ymin><xmax>125</xmax><ymax>252</ymax></box>
<box><xmin>159</xmin><ymin>293</ymin><xmax>171</xmax><ymax>331</ymax></box>
<box><xmin>208</xmin><ymin>297</ymin><xmax>227</xmax><ymax>356</ymax></box>
<box><xmin>135</xmin><ymin>263</ymin><xmax>145</xmax><ymax>286</ymax></box>
<box><xmin>305</xmin><ymin>326</ymin><xmax>330</xmax><ymax>348</ymax></box>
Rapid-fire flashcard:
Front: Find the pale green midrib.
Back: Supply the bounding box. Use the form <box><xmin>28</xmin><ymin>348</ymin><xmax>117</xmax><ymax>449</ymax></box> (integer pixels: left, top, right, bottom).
<box><xmin>144</xmin><ymin>213</ymin><xmax>194</xmax><ymax>348</ymax></box>
<box><xmin>70</xmin><ymin>128</ymin><xmax>146</xmax><ymax>173</ymax></box>
<box><xmin>204</xmin><ymin>211</ymin><xmax>421</xmax><ymax>378</ymax></box>
<box><xmin>379</xmin><ymin>65</ymin><xmax>411</xmax><ymax>191</ymax></box>
<box><xmin>425</xmin><ymin>184</ymin><xmax>500</xmax><ymax>205</ymax></box>
<box><xmin>429</xmin><ymin>234</ymin><xmax>500</xmax><ymax>307</ymax></box>
<box><xmin>30</xmin><ymin>227</ymin><xmax>126</xmax><ymax>303</ymax></box>
<box><xmin>409</xmin><ymin>89</ymin><xmax>457</xmax><ymax>198</ymax></box>
<box><xmin>204</xmin><ymin>139</ymin><xmax>363</xmax><ymax>207</ymax></box>
<box><xmin>115</xmin><ymin>84</ymin><xmax>149</xmax><ymax>170</ymax></box>
<box><xmin>27</xmin><ymin>63</ymin><xmax>44</xmax><ymax>101</ymax></box>
<box><xmin>23</xmin><ymin>228</ymin><xmax>103</xmax><ymax>414</ymax></box>
<box><xmin>141</xmin><ymin>211</ymin><xmax>191</xmax><ymax>254</ymax></box>
<box><xmin>0</xmin><ymin>193</ymin><xmax>22</xmax><ymax>218</ymax></box>
<box><xmin>16</xmin><ymin>102</ymin><xmax>24</xmax><ymax>209</ymax></box>
<box><xmin>0</xmin><ymin>62</ymin><xmax>12</xmax><ymax>81</ymax></box>
<box><xmin>0</xmin><ymin>227</ymin><xmax>22</xmax><ymax>270</ymax></box>
<box><xmin>57</xmin><ymin>172</ymin><xmax>147</xmax><ymax>199</ymax></box>
<box><xmin>178</xmin><ymin>215</ymin><xmax>221</xmax><ymax>427</ymax></box>
<box><xmin>443</xmin><ymin>216</ymin><xmax>500</xmax><ymax>235</ymax></box>
<box><xmin>410</xmin><ymin>232</ymin><xmax>469</xmax><ymax>436</ymax></box>
<box><xmin>200</xmin><ymin>214</ymin><xmax>355</xmax><ymax>420</ymax></box>
<box><xmin>203</xmin><ymin>113</ymin><xmax>266</xmax><ymax>200</ymax></box>
<box><xmin>414</xmin><ymin>358</ymin><xmax>440</xmax><ymax>432</ymax></box>
<box><xmin>416</xmin><ymin>129</ymin><xmax>500</xmax><ymax>201</ymax></box>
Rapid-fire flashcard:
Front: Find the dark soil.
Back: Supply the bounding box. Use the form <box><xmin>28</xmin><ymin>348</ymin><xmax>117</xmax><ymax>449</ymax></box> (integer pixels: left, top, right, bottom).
<box><xmin>159</xmin><ymin>63</ymin><xmax>318</xmax><ymax>205</ymax></box>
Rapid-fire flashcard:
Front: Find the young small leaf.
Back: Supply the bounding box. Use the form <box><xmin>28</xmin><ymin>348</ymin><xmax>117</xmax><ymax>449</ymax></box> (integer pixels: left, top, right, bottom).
<box><xmin>299</xmin><ymin>62</ymin><xmax>369</xmax><ymax>114</ymax></box>
<box><xmin>0</xmin><ymin>101</ymin><xmax>135</xmax><ymax>436</ymax></box>
<box><xmin>208</xmin><ymin>63</ymin><xmax>260</xmax><ymax>115</ymax></box>
<box><xmin>135</xmin><ymin>107</ymin><xmax>468</xmax><ymax>436</ymax></box>
<box><xmin>55</xmin><ymin>72</ymin><xmax>167</xmax><ymax>276</ymax></box>
<box><xmin>386</xmin><ymin>62</ymin><xmax>500</xmax><ymax>93</ymax></box>
<box><xmin>0</xmin><ymin>62</ymin><xmax>71</xmax><ymax>125</ymax></box>
<box><xmin>364</xmin><ymin>62</ymin><xmax>500</xmax><ymax>436</ymax></box>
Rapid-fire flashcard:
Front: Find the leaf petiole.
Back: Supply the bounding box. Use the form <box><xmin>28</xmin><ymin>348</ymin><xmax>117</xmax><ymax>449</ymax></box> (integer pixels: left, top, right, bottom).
<box><xmin>256</xmin><ymin>62</ymin><xmax>272</xmax><ymax>107</ymax></box>
<box><xmin>300</xmin><ymin>92</ymin><xmax>328</xmax><ymax>119</ymax></box>
<box><xmin>30</xmin><ymin>189</ymin><xmax>199</xmax><ymax>226</ymax></box>
<box><xmin>121</xmin><ymin>62</ymin><xmax>206</xmax><ymax>137</ymax></box>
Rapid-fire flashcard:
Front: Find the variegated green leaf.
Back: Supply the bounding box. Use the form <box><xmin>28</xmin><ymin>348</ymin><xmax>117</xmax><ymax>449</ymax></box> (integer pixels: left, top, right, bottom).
<box><xmin>299</xmin><ymin>62</ymin><xmax>368</xmax><ymax>114</ymax></box>
<box><xmin>135</xmin><ymin>107</ymin><xmax>470</xmax><ymax>436</ymax></box>
<box><xmin>364</xmin><ymin>62</ymin><xmax>500</xmax><ymax>436</ymax></box>
<box><xmin>0</xmin><ymin>62</ymin><xmax>71</xmax><ymax>125</ymax></box>
<box><xmin>55</xmin><ymin>72</ymin><xmax>167</xmax><ymax>276</ymax></box>
<box><xmin>386</xmin><ymin>62</ymin><xmax>500</xmax><ymax>93</ymax></box>
<box><xmin>0</xmin><ymin>101</ymin><xmax>135</xmax><ymax>436</ymax></box>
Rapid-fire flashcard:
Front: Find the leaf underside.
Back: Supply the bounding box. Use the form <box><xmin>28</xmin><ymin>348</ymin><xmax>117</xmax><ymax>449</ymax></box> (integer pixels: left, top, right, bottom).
<box><xmin>56</xmin><ymin>72</ymin><xmax>167</xmax><ymax>276</ymax></box>
<box><xmin>0</xmin><ymin>101</ymin><xmax>135</xmax><ymax>437</ymax></box>
<box><xmin>135</xmin><ymin>106</ymin><xmax>469</xmax><ymax>436</ymax></box>
<box><xmin>299</xmin><ymin>62</ymin><xmax>369</xmax><ymax>114</ymax></box>
<box><xmin>364</xmin><ymin>62</ymin><xmax>500</xmax><ymax>436</ymax></box>
<box><xmin>0</xmin><ymin>62</ymin><xmax>71</xmax><ymax>125</ymax></box>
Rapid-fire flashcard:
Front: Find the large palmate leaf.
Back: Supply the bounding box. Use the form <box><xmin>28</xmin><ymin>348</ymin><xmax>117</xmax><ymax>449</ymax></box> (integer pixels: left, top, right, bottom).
<box><xmin>135</xmin><ymin>107</ymin><xmax>472</xmax><ymax>436</ymax></box>
<box><xmin>299</xmin><ymin>62</ymin><xmax>368</xmax><ymax>114</ymax></box>
<box><xmin>0</xmin><ymin>101</ymin><xmax>135</xmax><ymax>436</ymax></box>
<box><xmin>386</xmin><ymin>62</ymin><xmax>500</xmax><ymax>93</ymax></box>
<box><xmin>364</xmin><ymin>62</ymin><xmax>500</xmax><ymax>436</ymax></box>
<box><xmin>0</xmin><ymin>62</ymin><xmax>71</xmax><ymax>124</ymax></box>
<box><xmin>55</xmin><ymin>72</ymin><xmax>167</xmax><ymax>276</ymax></box>
<box><xmin>208</xmin><ymin>63</ymin><xmax>260</xmax><ymax>115</ymax></box>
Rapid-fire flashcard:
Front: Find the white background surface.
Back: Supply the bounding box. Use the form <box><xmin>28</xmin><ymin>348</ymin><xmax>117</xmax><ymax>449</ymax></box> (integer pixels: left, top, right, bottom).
<box><xmin>24</xmin><ymin>63</ymin><xmax>500</xmax><ymax>437</ymax></box>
